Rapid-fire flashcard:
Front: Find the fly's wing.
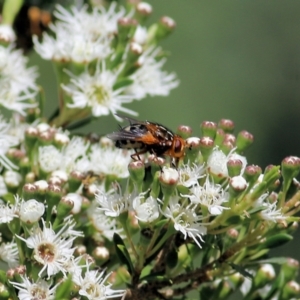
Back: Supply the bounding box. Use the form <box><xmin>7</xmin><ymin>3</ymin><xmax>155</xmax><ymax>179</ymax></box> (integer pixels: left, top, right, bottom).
<box><xmin>107</xmin><ymin>129</ymin><xmax>159</xmax><ymax>144</ymax></box>
<box><xmin>115</xmin><ymin>113</ymin><xmax>143</xmax><ymax>125</ymax></box>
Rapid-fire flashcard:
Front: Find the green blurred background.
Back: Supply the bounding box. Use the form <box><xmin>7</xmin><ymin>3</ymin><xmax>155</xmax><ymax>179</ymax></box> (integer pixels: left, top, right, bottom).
<box><xmin>30</xmin><ymin>0</ymin><xmax>300</xmax><ymax>283</ymax></box>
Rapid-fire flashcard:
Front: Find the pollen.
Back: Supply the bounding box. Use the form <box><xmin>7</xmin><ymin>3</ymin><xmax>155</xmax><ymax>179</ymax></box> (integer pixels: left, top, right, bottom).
<box><xmin>37</xmin><ymin>243</ymin><xmax>56</xmax><ymax>263</ymax></box>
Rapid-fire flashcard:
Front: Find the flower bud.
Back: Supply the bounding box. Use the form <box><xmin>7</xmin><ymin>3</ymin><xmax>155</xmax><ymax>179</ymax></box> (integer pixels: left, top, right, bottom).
<box><xmin>93</xmin><ymin>246</ymin><xmax>110</xmax><ymax>265</ymax></box>
<box><xmin>281</xmin><ymin>156</ymin><xmax>300</xmax><ymax>193</ymax></box>
<box><xmin>214</xmin><ymin>128</ymin><xmax>225</xmax><ymax>146</ymax></box>
<box><xmin>243</xmin><ymin>165</ymin><xmax>262</xmax><ymax>186</ymax></box>
<box><xmin>185</xmin><ymin>137</ymin><xmax>201</xmax><ymax>163</ymax></box>
<box><xmin>3</xmin><ymin>170</ymin><xmax>22</xmax><ymax>194</ymax></box>
<box><xmin>227</xmin><ymin>158</ymin><xmax>243</xmax><ymax>177</ymax></box>
<box><xmin>128</xmin><ymin>160</ymin><xmax>145</xmax><ymax>185</ymax></box>
<box><xmin>55</xmin><ymin>195</ymin><xmax>75</xmax><ymax>221</ymax></box>
<box><xmin>253</xmin><ymin>264</ymin><xmax>275</xmax><ymax>289</ymax></box>
<box><xmin>236</xmin><ymin>130</ymin><xmax>254</xmax><ymax>152</ymax></box>
<box><xmin>69</xmin><ymin>170</ymin><xmax>85</xmax><ymax>192</ymax></box>
<box><xmin>220</xmin><ymin>140</ymin><xmax>234</xmax><ymax>155</ymax></box>
<box><xmin>159</xmin><ymin>167</ymin><xmax>179</xmax><ymax>199</ymax></box>
<box><xmin>118</xmin><ymin>17</ymin><xmax>138</xmax><ymax>43</ymax></box>
<box><xmin>22</xmin><ymin>183</ymin><xmax>38</xmax><ymax>200</ymax></box>
<box><xmin>229</xmin><ymin>176</ymin><xmax>248</xmax><ymax>196</ymax></box>
<box><xmin>282</xmin><ymin>281</ymin><xmax>300</xmax><ymax>299</ymax></box>
<box><xmin>281</xmin><ymin>258</ymin><xmax>299</xmax><ymax>282</ymax></box>
<box><xmin>224</xmin><ymin>134</ymin><xmax>236</xmax><ymax>146</ymax></box>
<box><xmin>200</xmin><ymin>121</ymin><xmax>217</xmax><ymax>139</ymax></box>
<box><xmin>199</xmin><ymin>136</ymin><xmax>214</xmax><ymax>161</ymax></box>
<box><xmin>177</xmin><ymin>125</ymin><xmax>192</xmax><ymax>139</ymax></box>
<box><xmin>218</xmin><ymin>119</ymin><xmax>235</xmax><ymax>133</ymax></box>
<box><xmin>135</xmin><ymin>2</ymin><xmax>153</xmax><ymax>23</ymax></box>
<box><xmin>19</xmin><ymin>199</ymin><xmax>45</xmax><ymax>224</ymax></box>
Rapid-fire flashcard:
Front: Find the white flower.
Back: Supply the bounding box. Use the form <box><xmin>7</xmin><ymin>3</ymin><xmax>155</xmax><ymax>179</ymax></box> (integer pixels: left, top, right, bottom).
<box><xmin>254</xmin><ymin>193</ymin><xmax>285</xmax><ymax>223</ymax></box>
<box><xmin>38</xmin><ymin>145</ymin><xmax>63</xmax><ymax>172</ymax></box>
<box><xmin>187</xmin><ymin>177</ymin><xmax>229</xmax><ymax>215</ymax></box>
<box><xmin>16</xmin><ymin>219</ymin><xmax>77</xmax><ymax>278</ymax></box>
<box><xmin>161</xmin><ymin>196</ymin><xmax>207</xmax><ymax>248</ymax></box>
<box><xmin>133</xmin><ymin>195</ymin><xmax>159</xmax><ymax>223</ymax></box>
<box><xmin>179</xmin><ymin>163</ymin><xmax>205</xmax><ymax>187</ymax></box>
<box><xmin>19</xmin><ymin>199</ymin><xmax>45</xmax><ymax>224</ymax></box>
<box><xmin>63</xmin><ymin>193</ymin><xmax>83</xmax><ymax>214</ymax></box>
<box><xmin>159</xmin><ymin>166</ymin><xmax>179</xmax><ymax>185</ymax></box>
<box><xmin>207</xmin><ymin>147</ymin><xmax>247</xmax><ymax>177</ymax></box>
<box><xmin>0</xmin><ymin>45</ymin><xmax>38</xmax><ymax>94</ymax></box>
<box><xmin>72</xmin><ymin>265</ymin><xmax>125</xmax><ymax>300</ymax></box>
<box><xmin>0</xmin><ymin>175</ymin><xmax>7</xmax><ymax>196</ymax></box>
<box><xmin>90</xmin><ymin>144</ymin><xmax>131</xmax><ymax>178</ymax></box>
<box><xmin>38</xmin><ymin>137</ymin><xmax>90</xmax><ymax>174</ymax></box>
<box><xmin>34</xmin><ymin>3</ymin><xmax>125</xmax><ymax>63</ymax></box>
<box><xmin>0</xmin><ymin>241</ymin><xmax>19</xmax><ymax>267</ymax></box>
<box><xmin>0</xmin><ymin>198</ymin><xmax>19</xmax><ymax>223</ymax></box>
<box><xmin>95</xmin><ymin>186</ymin><xmax>131</xmax><ymax>217</ymax></box>
<box><xmin>9</xmin><ymin>276</ymin><xmax>57</xmax><ymax>300</ymax></box>
<box><xmin>89</xmin><ymin>206</ymin><xmax>122</xmax><ymax>240</ymax></box>
<box><xmin>0</xmin><ymin>24</ymin><xmax>16</xmax><ymax>43</ymax></box>
<box><xmin>62</xmin><ymin>62</ymin><xmax>137</xmax><ymax>118</ymax></box>
<box><xmin>0</xmin><ymin>115</ymin><xmax>20</xmax><ymax>170</ymax></box>
<box><xmin>133</xmin><ymin>26</ymin><xmax>148</xmax><ymax>45</ymax></box>
<box><xmin>126</xmin><ymin>47</ymin><xmax>179</xmax><ymax>100</ymax></box>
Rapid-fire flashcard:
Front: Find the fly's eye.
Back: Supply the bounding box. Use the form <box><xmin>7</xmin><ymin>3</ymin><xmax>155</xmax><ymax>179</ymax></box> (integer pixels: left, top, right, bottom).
<box><xmin>174</xmin><ymin>139</ymin><xmax>182</xmax><ymax>153</ymax></box>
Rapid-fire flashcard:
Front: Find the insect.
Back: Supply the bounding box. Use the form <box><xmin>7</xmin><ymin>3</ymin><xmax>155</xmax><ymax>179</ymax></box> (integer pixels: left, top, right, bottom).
<box><xmin>107</xmin><ymin>115</ymin><xmax>186</xmax><ymax>167</ymax></box>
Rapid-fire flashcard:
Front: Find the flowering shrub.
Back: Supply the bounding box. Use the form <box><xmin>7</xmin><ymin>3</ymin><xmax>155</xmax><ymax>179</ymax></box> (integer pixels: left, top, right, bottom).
<box><xmin>0</xmin><ymin>1</ymin><xmax>299</xmax><ymax>300</ymax></box>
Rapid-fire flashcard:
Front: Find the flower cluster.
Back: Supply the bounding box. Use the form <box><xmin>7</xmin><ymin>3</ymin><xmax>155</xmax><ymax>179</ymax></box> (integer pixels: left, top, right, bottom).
<box><xmin>0</xmin><ymin>1</ymin><xmax>299</xmax><ymax>300</ymax></box>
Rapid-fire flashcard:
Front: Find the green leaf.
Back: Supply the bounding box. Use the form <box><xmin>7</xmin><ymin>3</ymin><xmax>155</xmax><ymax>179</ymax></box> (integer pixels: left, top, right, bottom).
<box><xmin>247</xmin><ymin>249</ymin><xmax>269</xmax><ymax>261</ymax></box>
<box><xmin>228</xmin><ymin>262</ymin><xmax>254</xmax><ymax>279</ymax></box>
<box><xmin>140</xmin><ymin>271</ymin><xmax>169</xmax><ymax>283</ymax></box>
<box><xmin>255</xmin><ymin>257</ymin><xmax>290</xmax><ymax>265</ymax></box>
<box><xmin>55</xmin><ymin>275</ymin><xmax>73</xmax><ymax>299</ymax></box>
<box><xmin>258</xmin><ymin>233</ymin><xmax>293</xmax><ymax>250</ymax></box>
<box><xmin>113</xmin><ymin>78</ymin><xmax>133</xmax><ymax>90</ymax></box>
<box><xmin>113</xmin><ymin>233</ymin><xmax>134</xmax><ymax>274</ymax></box>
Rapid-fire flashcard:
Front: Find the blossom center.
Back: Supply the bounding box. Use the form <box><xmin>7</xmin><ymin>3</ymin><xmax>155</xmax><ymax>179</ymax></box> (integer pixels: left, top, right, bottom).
<box><xmin>91</xmin><ymin>84</ymin><xmax>110</xmax><ymax>106</ymax></box>
<box><xmin>37</xmin><ymin>243</ymin><xmax>56</xmax><ymax>263</ymax></box>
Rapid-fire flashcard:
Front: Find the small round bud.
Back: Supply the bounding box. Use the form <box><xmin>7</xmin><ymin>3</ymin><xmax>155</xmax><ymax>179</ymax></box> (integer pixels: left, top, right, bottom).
<box><xmin>282</xmin><ymin>156</ymin><xmax>300</xmax><ymax>181</ymax></box>
<box><xmin>6</xmin><ymin>268</ymin><xmax>15</xmax><ymax>279</ymax></box>
<box><xmin>227</xmin><ymin>228</ymin><xmax>239</xmax><ymax>239</ymax></box>
<box><xmin>230</xmin><ymin>176</ymin><xmax>248</xmax><ymax>193</ymax></box>
<box><xmin>128</xmin><ymin>160</ymin><xmax>145</xmax><ymax>184</ymax></box>
<box><xmin>224</xmin><ymin>134</ymin><xmax>236</xmax><ymax>146</ymax></box>
<box><xmin>136</xmin><ymin>2</ymin><xmax>152</xmax><ymax>16</ymax></box>
<box><xmin>220</xmin><ymin>140</ymin><xmax>234</xmax><ymax>155</ymax></box>
<box><xmin>214</xmin><ymin>128</ymin><xmax>225</xmax><ymax>146</ymax></box>
<box><xmin>236</xmin><ymin>130</ymin><xmax>254</xmax><ymax>152</ymax></box>
<box><xmin>93</xmin><ymin>246</ymin><xmax>110</xmax><ymax>264</ymax></box>
<box><xmin>54</xmin><ymin>132</ymin><xmax>70</xmax><ymax>147</ymax></box>
<box><xmin>199</xmin><ymin>137</ymin><xmax>214</xmax><ymax>161</ymax></box>
<box><xmin>185</xmin><ymin>137</ymin><xmax>201</xmax><ymax>163</ymax></box>
<box><xmin>159</xmin><ymin>167</ymin><xmax>179</xmax><ymax>186</ymax></box>
<box><xmin>282</xmin><ymin>281</ymin><xmax>300</xmax><ymax>299</ymax></box>
<box><xmin>62</xmin><ymin>193</ymin><xmax>83</xmax><ymax>214</ymax></box>
<box><xmin>15</xmin><ymin>265</ymin><xmax>26</xmax><ymax>275</ymax></box>
<box><xmin>34</xmin><ymin>180</ymin><xmax>48</xmax><ymax>192</ymax></box>
<box><xmin>243</xmin><ymin>165</ymin><xmax>262</xmax><ymax>185</ymax></box>
<box><xmin>51</xmin><ymin>170</ymin><xmax>68</xmax><ymax>183</ymax></box>
<box><xmin>19</xmin><ymin>199</ymin><xmax>45</xmax><ymax>224</ymax></box>
<box><xmin>75</xmin><ymin>245</ymin><xmax>87</xmax><ymax>256</ymax></box>
<box><xmin>160</xmin><ymin>16</ymin><xmax>176</xmax><ymax>30</ymax></box>
<box><xmin>218</xmin><ymin>119</ymin><xmax>235</xmax><ymax>133</ymax></box>
<box><xmin>200</xmin><ymin>121</ymin><xmax>217</xmax><ymax>139</ymax></box>
<box><xmin>253</xmin><ymin>264</ymin><xmax>275</xmax><ymax>288</ymax></box>
<box><xmin>57</xmin><ymin>195</ymin><xmax>74</xmax><ymax>219</ymax></box>
<box><xmin>22</xmin><ymin>183</ymin><xmax>38</xmax><ymax>200</ymax></box>
<box><xmin>0</xmin><ymin>24</ymin><xmax>16</xmax><ymax>44</ymax></box>
<box><xmin>177</xmin><ymin>125</ymin><xmax>192</xmax><ymax>139</ymax></box>
<box><xmin>227</xmin><ymin>158</ymin><xmax>243</xmax><ymax>177</ymax></box>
